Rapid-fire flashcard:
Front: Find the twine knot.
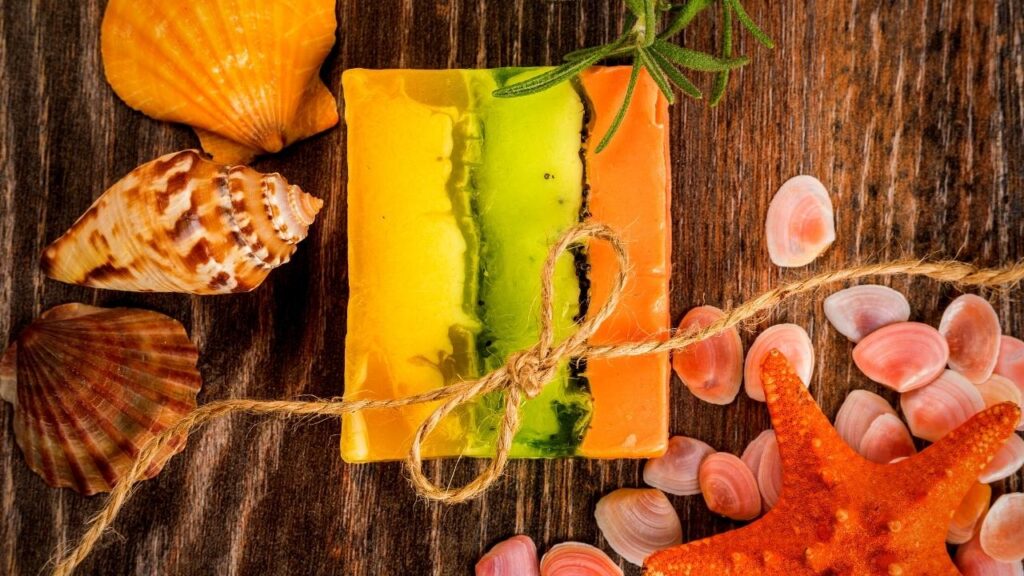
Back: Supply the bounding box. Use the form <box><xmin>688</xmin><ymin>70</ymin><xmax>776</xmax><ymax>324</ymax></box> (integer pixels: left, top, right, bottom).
<box><xmin>505</xmin><ymin>349</ymin><xmax>558</xmax><ymax>399</ymax></box>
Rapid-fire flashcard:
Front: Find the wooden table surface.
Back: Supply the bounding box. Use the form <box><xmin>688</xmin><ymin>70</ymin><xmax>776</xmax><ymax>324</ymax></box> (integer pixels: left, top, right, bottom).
<box><xmin>2</xmin><ymin>1</ymin><xmax>1023</xmax><ymax>574</ymax></box>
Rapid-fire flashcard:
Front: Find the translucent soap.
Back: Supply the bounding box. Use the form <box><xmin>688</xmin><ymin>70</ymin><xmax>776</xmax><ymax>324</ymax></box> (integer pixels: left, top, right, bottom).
<box><xmin>342</xmin><ymin>67</ymin><xmax>671</xmax><ymax>462</ymax></box>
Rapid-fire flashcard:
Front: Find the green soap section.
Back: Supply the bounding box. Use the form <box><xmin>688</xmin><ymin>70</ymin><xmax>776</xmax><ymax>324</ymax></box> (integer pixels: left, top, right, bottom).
<box><xmin>466</xmin><ymin>69</ymin><xmax>593</xmax><ymax>457</ymax></box>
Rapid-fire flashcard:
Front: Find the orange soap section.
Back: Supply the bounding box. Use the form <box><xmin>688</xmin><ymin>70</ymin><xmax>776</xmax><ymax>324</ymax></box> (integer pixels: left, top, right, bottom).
<box><xmin>580</xmin><ymin>67</ymin><xmax>671</xmax><ymax>458</ymax></box>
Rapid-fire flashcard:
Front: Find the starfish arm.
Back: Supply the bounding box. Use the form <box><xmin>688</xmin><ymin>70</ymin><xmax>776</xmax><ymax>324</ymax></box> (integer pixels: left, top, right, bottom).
<box><xmin>643</xmin><ymin>519</ymin><xmax>812</xmax><ymax>576</ymax></box>
<box><xmin>760</xmin><ymin>350</ymin><xmax>860</xmax><ymax>475</ymax></box>
<box><xmin>901</xmin><ymin>402</ymin><xmax>1020</xmax><ymax>500</ymax></box>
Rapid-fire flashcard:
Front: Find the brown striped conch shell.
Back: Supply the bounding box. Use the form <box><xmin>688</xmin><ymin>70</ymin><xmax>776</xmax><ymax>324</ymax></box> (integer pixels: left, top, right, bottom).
<box><xmin>698</xmin><ymin>452</ymin><xmax>761</xmax><ymax>521</ymax></box>
<box><xmin>948</xmin><ymin>482</ymin><xmax>992</xmax><ymax>545</ymax></box>
<box><xmin>853</xmin><ymin>322</ymin><xmax>949</xmax><ymax>392</ymax></box>
<box><xmin>540</xmin><ymin>542</ymin><xmax>623</xmax><ymax>576</ymax></box>
<box><xmin>765</xmin><ymin>175</ymin><xmax>835</xmax><ymax>267</ymax></box>
<box><xmin>101</xmin><ymin>0</ymin><xmax>339</xmax><ymax>163</ymax></box>
<box><xmin>823</xmin><ymin>284</ymin><xmax>911</xmax><ymax>343</ymax></box>
<box><xmin>595</xmin><ymin>488</ymin><xmax>682</xmax><ymax>566</ymax></box>
<box><xmin>643</xmin><ymin>436</ymin><xmax>715</xmax><ymax>496</ymax></box>
<box><xmin>744</xmin><ymin>324</ymin><xmax>814</xmax><ymax>402</ymax></box>
<box><xmin>981</xmin><ymin>493</ymin><xmax>1024</xmax><ymax>563</ymax></box>
<box><xmin>956</xmin><ymin>533</ymin><xmax>1024</xmax><ymax>576</ymax></box>
<box><xmin>41</xmin><ymin>150</ymin><xmax>322</xmax><ymax>294</ymax></box>
<box><xmin>672</xmin><ymin>305</ymin><xmax>744</xmax><ymax>405</ymax></box>
<box><xmin>940</xmin><ymin>294</ymin><xmax>1002</xmax><ymax>384</ymax></box>
<box><xmin>476</xmin><ymin>535</ymin><xmax>540</xmax><ymax>576</ymax></box>
<box><xmin>0</xmin><ymin>304</ymin><xmax>201</xmax><ymax>495</ymax></box>
<box><xmin>834</xmin><ymin>389</ymin><xmax>898</xmax><ymax>450</ymax></box>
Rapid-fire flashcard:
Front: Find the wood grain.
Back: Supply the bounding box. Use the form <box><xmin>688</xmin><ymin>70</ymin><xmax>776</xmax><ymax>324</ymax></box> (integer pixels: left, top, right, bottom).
<box><xmin>1</xmin><ymin>1</ymin><xmax>1022</xmax><ymax>574</ymax></box>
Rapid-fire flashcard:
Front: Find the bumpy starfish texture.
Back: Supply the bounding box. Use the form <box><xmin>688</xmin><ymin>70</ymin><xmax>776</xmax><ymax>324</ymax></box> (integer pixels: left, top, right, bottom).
<box><xmin>644</xmin><ymin>349</ymin><xmax>1020</xmax><ymax>576</ymax></box>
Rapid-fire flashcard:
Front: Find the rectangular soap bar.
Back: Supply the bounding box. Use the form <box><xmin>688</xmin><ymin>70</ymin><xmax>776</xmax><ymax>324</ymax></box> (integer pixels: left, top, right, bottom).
<box><xmin>342</xmin><ymin>67</ymin><xmax>671</xmax><ymax>462</ymax></box>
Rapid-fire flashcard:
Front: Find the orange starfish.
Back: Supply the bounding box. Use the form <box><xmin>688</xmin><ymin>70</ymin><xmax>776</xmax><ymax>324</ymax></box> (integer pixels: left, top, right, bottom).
<box><xmin>644</xmin><ymin>350</ymin><xmax>1021</xmax><ymax>576</ymax></box>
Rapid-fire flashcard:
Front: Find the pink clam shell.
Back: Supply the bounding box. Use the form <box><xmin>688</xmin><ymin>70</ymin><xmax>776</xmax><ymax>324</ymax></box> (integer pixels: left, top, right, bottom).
<box><xmin>853</xmin><ymin>322</ymin><xmax>950</xmax><ymax>392</ymax></box>
<box><xmin>981</xmin><ymin>493</ymin><xmax>1024</xmax><ymax>563</ymax></box>
<box><xmin>977</xmin><ymin>375</ymin><xmax>1024</xmax><ymax>430</ymax></box>
<box><xmin>540</xmin><ymin>542</ymin><xmax>623</xmax><ymax>576</ymax></box>
<box><xmin>643</xmin><ymin>436</ymin><xmax>716</xmax><ymax>496</ymax></box>
<box><xmin>765</xmin><ymin>175</ymin><xmax>835</xmax><ymax>267</ymax></box>
<box><xmin>980</xmin><ymin>434</ymin><xmax>1024</xmax><ymax>484</ymax></box>
<box><xmin>699</xmin><ymin>452</ymin><xmax>762</xmax><ymax>521</ymax></box>
<box><xmin>900</xmin><ymin>370</ymin><xmax>985</xmax><ymax>442</ymax></box>
<box><xmin>744</xmin><ymin>324</ymin><xmax>814</xmax><ymax>402</ymax></box>
<box><xmin>834</xmin><ymin>389</ymin><xmax>898</xmax><ymax>450</ymax></box>
<box><xmin>956</xmin><ymin>534</ymin><xmax>1024</xmax><ymax>576</ymax></box>
<box><xmin>823</xmin><ymin>285</ymin><xmax>911</xmax><ymax>343</ymax></box>
<box><xmin>756</xmin><ymin>433</ymin><xmax>783</xmax><ymax>511</ymax></box>
<box><xmin>857</xmin><ymin>413</ymin><xmax>916</xmax><ymax>464</ymax></box>
<box><xmin>594</xmin><ymin>488</ymin><xmax>682</xmax><ymax>566</ymax></box>
<box><xmin>948</xmin><ymin>482</ymin><xmax>992</xmax><ymax>545</ymax></box>
<box><xmin>672</xmin><ymin>306</ymin><xmax>744</xmax><ymax>405</ymax></box>
<box><xmin>477</xmin><ymin>536</ymin><xmax>540</xmax><ymax>576</ymax></box>
<box><xmin>740</xmin><ymin>429</ymin><xmax>775</xmax><ymax>477</ymax></box>
<box><xmin>996</xmin><ymin>336</ymin><xmax>1024</xmax><ymax>391</ymax></box>
<box><xmin>940</xmin><ymin>294</ymin><xmax>1002</xmax><ymax>384</ymax></box>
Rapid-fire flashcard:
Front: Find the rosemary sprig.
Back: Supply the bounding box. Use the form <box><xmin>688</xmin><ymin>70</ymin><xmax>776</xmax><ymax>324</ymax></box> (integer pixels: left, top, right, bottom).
<box><xmin>493</xmin><ymin>0</ymin><xmax>774</xmax><ymax>152</ymax></box>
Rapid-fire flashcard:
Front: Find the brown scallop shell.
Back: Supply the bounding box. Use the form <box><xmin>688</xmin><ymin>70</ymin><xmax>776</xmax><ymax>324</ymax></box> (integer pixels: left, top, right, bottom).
<box><xmin>40</xmin><ymin>150</ymin><xmax>322</xmax><ymax>294</ymax></box>
<box><xmin>0</xmin><ymin>303</ymin><xmax>201</xmax><ymax>495</ymax></box>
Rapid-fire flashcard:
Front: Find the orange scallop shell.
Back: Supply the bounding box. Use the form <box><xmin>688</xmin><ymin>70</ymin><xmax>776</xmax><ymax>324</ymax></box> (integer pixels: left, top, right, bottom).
<box><xmin>1</xmin><ymin>304</ymin><xmax>201</xmax><ymax>495</ymax></box>
<box><xmin>101</xmin><ymin>0</ymin><xmax>339</xmax><ymax>163</ymax></box>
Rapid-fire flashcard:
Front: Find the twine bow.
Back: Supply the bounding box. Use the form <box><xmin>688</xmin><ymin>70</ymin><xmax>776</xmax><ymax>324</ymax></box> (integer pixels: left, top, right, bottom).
<box><xmin>52</xmin><ymin>223</ymin><xmax>1024</xmax><ymax>576</ymax></box>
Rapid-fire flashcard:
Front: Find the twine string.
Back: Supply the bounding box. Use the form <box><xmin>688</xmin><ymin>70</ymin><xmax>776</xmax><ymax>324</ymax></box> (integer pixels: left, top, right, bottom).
<box><xmin>51</xmin><ymin>223</ymin><xmax>1024</xmax><ymax>576</ymax></box>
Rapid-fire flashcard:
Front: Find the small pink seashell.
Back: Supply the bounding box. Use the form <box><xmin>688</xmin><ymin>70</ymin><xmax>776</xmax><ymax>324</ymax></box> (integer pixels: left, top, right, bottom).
<box><xmin>643</xmin><ymin>436</ymin><xmax>716</xmax><ymax>496</ymax></box>
<box><xmin>672</xmin><ymin>306</ymin><xmax>744</xmax><ymax>405</ymax></box>
<box><xmin>956</xmin><ymin>534</ymin><xmax>1024</xmax><ymax>576</ymax></box>
<box><xmin>995</xmin><ymin>336</ymin><xmax>1024</xmax><ymax>391</ymax></box>
<box><xmin>977</xmin><ymin>375</ymin><xmax>1024</xmax><ymax>430</ymax></box>
<box><xmin>857</xmin><ymin>413</ymin><xmax>916</xmax><ymax>464</ymax></box>
<box><xmin>477</xmin><ymin>536</ymin><xmax>540</xmax><ymax>576</ymax></box>
<box><xmin>756</xmin><ymin>434</ymin><xmax>782</xmax><ymax>511</ymax></box>
<box><xmin>699</xmin><ymin>453</ymin><xmax>762</xmax><ymax>521</ymax></box>
<box><xmin>765</xmin><ymin>175</ymin><xmax>835</xmax><ymax>267</ymax></box>
<box><xmin>540</xmin><ymin>542</ymin><xmax>623</xmax><ymax>576</ymax></box>
<box><xmin>834</xmin><ymin>389</ymin><xmax>898</xmax><ymax>450</ymax></box>
<box><xmin>740</xmin><ymin>429</ymin><xmax>775</xmax><ymax>477</ymax></box>
<box><xmin>900</xmin><ymin>370</ymin><xmax>985</xmax><ymax>442</ymax></box>
<box><xmin>594</xmin><ymin>488</ymin><xmax>682</xmax><ymax>566</ymax></box>
<box><xmin>981</xmin><ymin>493</ymin><xmax>1024</xmax><ymax>563</ymax></box>
<box><xmin>940</xmin><ymin>295</ymin><xmax>1002</xmax><ymax>384</ymax></box>
<box><xmin>948</xmin><ymin>482</ymin><xmax>992</xmax><ymax>545</ymax></box>
<box><xmin>823</xmin><ymin>285</ymin><xmax>911</xmax><ymax>343</ymax></box>
<box><xmin>744</xmin><ymin>324</ymin><xmax>814</xmax><ymax>402</ymax></box>
<box><xmin>980</xmin><ymin>434</ymin><xmax>1024</xmax><ymax>484</ymax></box>
<box><xmin>853</xmin><ymin>322</ymin><xmax>950</xmax><ymax>392</ymax></box>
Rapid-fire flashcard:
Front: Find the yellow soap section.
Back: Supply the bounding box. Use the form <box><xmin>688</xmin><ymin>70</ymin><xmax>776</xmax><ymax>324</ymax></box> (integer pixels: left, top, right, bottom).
<box><xmin>342</xmin><ymin>70</ymin><xmax>480</xmax><ymax>462</ymax></box>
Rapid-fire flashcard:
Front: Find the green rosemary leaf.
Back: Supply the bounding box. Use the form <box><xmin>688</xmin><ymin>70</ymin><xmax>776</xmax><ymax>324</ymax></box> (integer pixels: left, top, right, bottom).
<box><xmin>653</xmin><ymin>39</ymin><xmax>748</xmax><ymax>71</ymax></box>
<box><xmin>710</xmin><ymin>1</ymin><xmax>734</xmax><ymax>106</ymax></box>
<box><xmin>641</xmin><ymin>0</ymin><xmax>658</xmax><ymax>46</ymax></box>
<box><xmin>637</xmin><ymin>47</ymin><xmax>676</xmax><ymax>103</ymax></box>
<box><xmin>494</xmin><ymin>40</ymin><xmax>622</xmax><ymax>98</ymax></box>
<box><xmin>659</xmin><ymin>0</ymin><xmax>715</xmax><ymax>39</ymax></box>
<box><xmin>595</xmin><ymin>59</ymin><xmax>643</xmax><ymax>153</ymax></box>
<box><xmin>727</xmin><ymin>0</ymin><xmax>775</xmax><ymax>48</ymax></box>
<box><xmin>648</xmin><ymin>45</ymin><xmax>702</xmax><ymax>100</ymax></box>
<box><xmin>563</xmin><ymin>45</ymin><xmax>605</xmax><ymax>62</ymax></box>
<box><xmin>624</xmin><ymin>0</ymin><xmax>645</xmax><ymax>19</ymax></box>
